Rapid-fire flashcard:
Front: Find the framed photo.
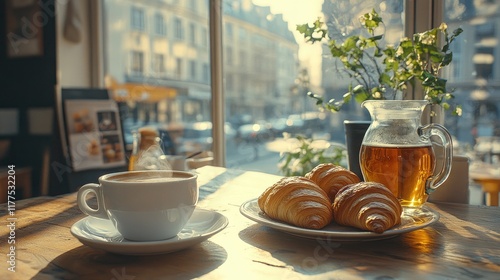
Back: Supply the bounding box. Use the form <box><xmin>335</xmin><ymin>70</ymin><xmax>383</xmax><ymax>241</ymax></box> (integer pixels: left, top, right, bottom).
<box><xmin>5</xmin><ymin>0</ymin><xmax>44</xmax><ymax>58</ymax></box>
<box><xmin>64</xmin><ymin>99</ymin><xmax>126</xmax><ymax>172</ymax></box>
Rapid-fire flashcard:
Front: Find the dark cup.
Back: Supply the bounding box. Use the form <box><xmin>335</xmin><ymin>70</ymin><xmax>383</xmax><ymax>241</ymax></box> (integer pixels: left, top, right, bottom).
<box><xmin>344</xmin><ymin>120</ymin><xmax>371</xmax><ymax>179</ymax></box>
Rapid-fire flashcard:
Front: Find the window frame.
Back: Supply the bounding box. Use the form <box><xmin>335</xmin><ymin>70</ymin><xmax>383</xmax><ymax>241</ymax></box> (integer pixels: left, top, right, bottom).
<box><xmin>154</xmin><ymin>13</ymin><xmax>166</xmax><ymax>36</ymax></box>
<box><xmin>174</xmin><ymin>17</ymin><xmax>184</xmax><ymax>40</ymax></box>
<box><xmin>131</xmin><ymin>6</ymin><xmax>145</xmax><ymax>31</ymax></box>
<box><xmin>154</xmin><ymin>53</ymin><xmax>166</xmax><ymax>75</ymax></box>
<box><xmin>130</xmin><ymin>50</ymin><xmax>144</xmax><ymax>75</ymax></box>
<box><xmin>189</xmin><ymin>22</ymin><xmax>197</xmax><ymax>45</ymax></box>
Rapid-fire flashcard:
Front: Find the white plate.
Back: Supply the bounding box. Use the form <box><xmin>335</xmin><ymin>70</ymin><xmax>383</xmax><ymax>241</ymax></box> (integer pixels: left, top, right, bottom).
<box><xmin>71</xmin><ymin>209</ymin><xmax>228</xmax><ymax>255</ymax></box>
<box><xmin>240</xmin><ymin>199</ymin><xmax>439</xmax><ymax>241</ymax></box>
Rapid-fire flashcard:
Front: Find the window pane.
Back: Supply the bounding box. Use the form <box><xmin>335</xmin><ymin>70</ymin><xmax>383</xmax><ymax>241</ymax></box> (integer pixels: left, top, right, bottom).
<box><xmin>103</xmin><ymin>0</ymin><xmax>212</xmax><ymax>162</ymax></box>
<box><xmin>154</xmin><ymin>13</ymin><xmax>166</xmax><ymax>36</ymax></box>
<box><xmin>131</xmin><ymin>6</ymin><xmax>145</xmax><ymax>30</ymax></box>
<box><xmin>223</xmin><ymin>0</ymin><xmax>404</xmax><ymax>174</ymax></box>
<box><xmin>443</xmin><ymin>1</ymin><xmax>500</xmax><ymax>162</ymax></box>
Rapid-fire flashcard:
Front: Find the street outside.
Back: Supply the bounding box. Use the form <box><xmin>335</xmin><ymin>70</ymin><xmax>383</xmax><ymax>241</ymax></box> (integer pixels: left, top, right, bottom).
<box><xmin>225</xmin><ymin>138</ymin><xmax>285</xmax><ymax>175</ymax></box>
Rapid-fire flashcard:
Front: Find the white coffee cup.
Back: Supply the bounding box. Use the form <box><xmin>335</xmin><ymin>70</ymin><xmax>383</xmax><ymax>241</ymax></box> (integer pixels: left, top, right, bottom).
<box><xmin>166</xmin><ymin>155</ymin><xmax>187</xmax><ymax>171</ymax></box>
<box><xmin>77</xmin><ymin>170</ymin><xmax>198</xmax><ymax>241</ymax></box>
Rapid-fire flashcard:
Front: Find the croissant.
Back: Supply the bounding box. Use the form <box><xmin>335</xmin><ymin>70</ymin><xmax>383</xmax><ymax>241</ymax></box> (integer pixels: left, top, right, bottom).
<box><xmin>258</xmin><ymin>176</ymin><xmax>333</xmax><ymax>229</ymax></box>
<box><xmin>333</xmin><ymin>182</ymin><xmax>402</xmax><ymax>233</ymax></box>
<box><xmin>305</xmin><ymin>163</ymin><xmax>361</xmax><ymax>202</ymax></box>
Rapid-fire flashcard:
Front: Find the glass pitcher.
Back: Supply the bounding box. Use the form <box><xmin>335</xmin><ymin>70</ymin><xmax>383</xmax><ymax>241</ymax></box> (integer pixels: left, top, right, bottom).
<box><xmin>359</xmin><ymin>100</ymin><xmax>453</xmax><ymax>208</ymax></box>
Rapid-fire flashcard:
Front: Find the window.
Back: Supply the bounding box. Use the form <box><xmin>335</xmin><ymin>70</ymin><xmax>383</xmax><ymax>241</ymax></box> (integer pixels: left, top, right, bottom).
<box><xmin>202</xmin><ymin>63</ymin><xmax>210</xmax><ymax>83</ymax></box>
<box><xmin>104</xmin><ymin>0</ymin><xmax>210</xmax><ymax>157</ymax></box>
<box><xmin>189</xmin><ymin>60</ymin><xmax>196</xmax><ymax>80</ymax></box>
<box><xmin>473</xmin><ymin>23</ymin><xmax>496</xmax><ymax>80</ymax></box>
<box><xmin>154</xmin><ymin>54</ymin><xmax>165</xmax><ymax>74</ymax></box>
<box><xmin>225</xmin><ymin>46</ymin><xmax>232</xmax><ymax>65</ymax></box>
<box><xmin>239</xmin><ymin>50</ymin><xmax>246</xmax><ymax>67</ymax></box>
<box><xmin>102</xmin><ymin>0</ymin><xmax>495</xmax><ymax>176</ymax></box>
<box><xmin>175</xmin><ymin>57</ymin><xmax>183</xmax><ymax>79</ymax></box>
<box><xmin>238</xmin><ymin>75</ymin><xmax>246</xmax><ymax>93</ymax></box>
<box><xmin>189</xmin><ymin>23</ymin><xmax>196</xmax><ymax>45</ymax></box>
<box><xmin>174</xmin><ymin>17</ymin><xmax>184</xmax><ymax>40</ymax></box>
<box><xmin>188</xmin><ymin>0</ymin><xmax>197</xmax><ymax>12</ymax></box>
<box><xmin>201</xmin><ymin>27</ymin><xmax>208</xmax><ymax>47</ymax></box>
<box><xmin>239</xmin><ymin>27</ymin><xmax>246</xmax><ymax>41</ymax></box>
<box><xmin>449</xmin><ymin>41</ymin><xmax>461</xmax><ymax>79</ymax></box>
<box><xmin>154</xmin><ymin>13</ymin><xmax>166</xmax><ymax>35</ymax></box>
<box><xmin>131</xmin><ymin>7</ymin><xmax>145</xmax><ymax>31</ymax></box>
<box><xmin>226</xmin><ymin>74</ymin><xmax>233</xmax><ymax>91</ymax></box>
<box><xmin>444</xmin><ymin>1</ymin><xmax>500</xmax><ymax>144</ymax></box>
<box><xmin>131</xmin><ymin>51</ymin><xmax>144</xmax><ymax>74</ymax></box>
<box><xmin>225</xmin><ymin>22</ymin><xmax>233</xmax><ymax>39</ymax></box>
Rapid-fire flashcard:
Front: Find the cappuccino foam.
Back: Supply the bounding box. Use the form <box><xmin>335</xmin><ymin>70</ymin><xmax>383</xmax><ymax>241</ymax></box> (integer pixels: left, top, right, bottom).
<box><xmin>107</xmin><ymin>171</ymin><xmax>192</xmax><ymax>183</ymax></box>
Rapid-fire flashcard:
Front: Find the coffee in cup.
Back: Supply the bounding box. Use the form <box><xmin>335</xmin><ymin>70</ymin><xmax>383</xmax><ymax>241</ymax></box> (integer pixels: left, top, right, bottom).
<box><xmin>77</xmin><ymin>170</ymin><xmax>198</xmax><ymax>241</ymax></box>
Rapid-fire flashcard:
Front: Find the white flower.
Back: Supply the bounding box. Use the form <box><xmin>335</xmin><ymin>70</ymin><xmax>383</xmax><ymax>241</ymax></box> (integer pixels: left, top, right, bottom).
<box><xmin>290</xmin><ymin>159</ymin><xmax>302</xmax><ymax>173</ymax></box>
<box><xmin>420</xmin><ymin>33</ymin><xmax>436</xmax><ymax>45</ymax></box>
<box><xmin>396</xmin><ymin>46</ymin><xmax>404</xmax><ymax>56</ymax></box>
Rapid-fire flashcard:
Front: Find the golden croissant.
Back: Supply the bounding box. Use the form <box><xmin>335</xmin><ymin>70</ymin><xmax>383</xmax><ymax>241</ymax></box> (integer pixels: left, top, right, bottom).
<box><xmin>333</xmin><ymin>182</ymin><xmax>402</xmax><ymax>233</ymax></box>
<box><xmin>258</xmin><ymin>176</ymin><xmax>333</xmax><ymax>229</ymax></box>
<box><xmin>305</xmin><ymin>163</ymin><xmax>361</xmax><ymax>202</ymax></box>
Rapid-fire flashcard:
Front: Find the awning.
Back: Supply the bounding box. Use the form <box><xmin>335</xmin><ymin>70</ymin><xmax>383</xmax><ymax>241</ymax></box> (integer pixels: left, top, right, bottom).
<box><xmin>105</xmin><ymin>76</ymin><xmax>177</xmax><ymax>103</ymax></box>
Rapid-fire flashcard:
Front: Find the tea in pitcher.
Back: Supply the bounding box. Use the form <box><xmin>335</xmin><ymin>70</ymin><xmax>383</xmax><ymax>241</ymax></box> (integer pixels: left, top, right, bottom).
<box><xmin>360</xmin><ymin>144</ymin><xmax>436</xmax><ymax>207</ymax></box>
<box><xmin>360</xmin><ymin>100</ymin><xmax>453</xmax><ymax>208</ymax></box>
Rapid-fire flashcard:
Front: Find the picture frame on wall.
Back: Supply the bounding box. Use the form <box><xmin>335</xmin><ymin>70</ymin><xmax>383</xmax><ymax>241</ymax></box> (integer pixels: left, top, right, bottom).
<box><xmin>63</xmin><ymin>99</ymin><xmax>127</xmax><ymax>172</ymax></box>
<box><xmin>5</xmin><ymin>0</ymin><xmax>44</xmax><ymax>58</ymax></box>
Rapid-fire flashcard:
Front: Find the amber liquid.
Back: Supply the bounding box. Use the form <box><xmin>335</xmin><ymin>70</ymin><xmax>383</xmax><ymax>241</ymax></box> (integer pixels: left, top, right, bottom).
<box><xmin>360</xmin><ymin>145</ymin><xmax>435</xmax><ymax>207</ymax></box>
<box><xmin>128</xmin><ymin>154</ymin><xmax>137</xmax><ymax>171</ymax></box>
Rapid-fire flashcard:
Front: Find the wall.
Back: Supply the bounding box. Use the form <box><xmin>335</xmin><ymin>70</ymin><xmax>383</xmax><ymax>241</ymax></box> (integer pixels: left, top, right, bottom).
<box><xmin>56</xmin><ymin>0</ymin><xmax>91</xmax><ymax>87</ymax></box>
<box><xmin>0</xmin><ymin>0</ymin><xmax>57</xmax><ymax>196</ymax></box>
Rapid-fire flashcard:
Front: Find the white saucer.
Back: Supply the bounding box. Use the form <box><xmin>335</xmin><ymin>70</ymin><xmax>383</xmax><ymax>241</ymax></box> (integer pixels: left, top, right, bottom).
<box><xmin>71</xmin><ymin>209</ymin><xmax>228</xmax><ymax>255</ymax></box>
<box><xmin>240</xmin><ymin>198</ymin><xmax>439</xmax><ymax>241</ymax></box>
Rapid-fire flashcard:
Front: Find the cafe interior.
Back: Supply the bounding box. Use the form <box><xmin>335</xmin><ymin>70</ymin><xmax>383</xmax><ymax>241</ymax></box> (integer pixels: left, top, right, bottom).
<box><xmin>0</xmin><ymin>0</ymin><xmax>499</xmax><ymax>279</ymax></box>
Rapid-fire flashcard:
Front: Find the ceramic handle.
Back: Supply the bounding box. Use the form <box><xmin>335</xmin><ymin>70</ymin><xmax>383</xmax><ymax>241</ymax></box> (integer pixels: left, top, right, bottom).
<box><xmin>418</xmin><ymin>123</ymin><xmax>453</xmax><ymax>194</ymax></box>
<box><xmin>77</xmin><ymin>183</ymin><xmax>108</xmax><ymax>219</ymax></box>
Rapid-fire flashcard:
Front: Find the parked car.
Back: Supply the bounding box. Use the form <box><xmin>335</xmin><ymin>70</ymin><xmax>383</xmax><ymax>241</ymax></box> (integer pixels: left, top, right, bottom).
<box><xmin>268</xmin><ymin>118</ymin><xmax>289</xmax><ymax>137</ymax></box>
<box><xmin>177</xmin><ymin>121</ymin><xmax>237</xmax><ymax>154</ymax></box>
<box><xmin>236</xmin><ymin>122</ymin><xmax>273</xmax><ymax>143</ymax></box>
<box><xmin>177</xmin><ymin>122</ymin><xmax>213</xmax><ymax>154</ymax></box>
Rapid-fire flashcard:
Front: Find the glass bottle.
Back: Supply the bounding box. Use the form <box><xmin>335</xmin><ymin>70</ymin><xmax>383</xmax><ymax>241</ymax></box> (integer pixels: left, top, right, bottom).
<box><xmin>129</xmin><ymin>127</ymin><xmax>163</xmax><ymax>170</ymax></box>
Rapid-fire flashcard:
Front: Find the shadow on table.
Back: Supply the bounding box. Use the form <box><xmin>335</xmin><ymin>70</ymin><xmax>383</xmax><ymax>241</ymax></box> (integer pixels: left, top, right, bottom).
<box><xmin>34</xmin><ymin>240</ymin><xmax>227</xmax><ymax>279</ymax></box>
<box><xmin>238</xmin><ymin>224</ymin><xmax>445</xmax><ymax>276</ymax></box>
<box><xmin>429</xmin><ymin>203</ymin><xmax>500</xmax><ymax>245</ymax></box>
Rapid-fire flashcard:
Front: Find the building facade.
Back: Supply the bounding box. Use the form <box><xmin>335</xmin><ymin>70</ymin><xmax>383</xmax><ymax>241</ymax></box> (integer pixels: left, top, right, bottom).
<box><xmin>104</xmin><ymin>0</ymin><xmax>299</xmax><ymax>127</ymax></box>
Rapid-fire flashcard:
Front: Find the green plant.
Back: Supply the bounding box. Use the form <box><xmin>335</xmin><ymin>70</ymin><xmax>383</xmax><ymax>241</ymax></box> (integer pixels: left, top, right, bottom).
<box><xmin>297</xmin><ymin>9</ymin><xmax>463</xmax><ymax>116</ymax></box>
<box><xmin>277</xmin><ymin>135</ymin><xmax>346</xmax><ymax>176</ymax></box>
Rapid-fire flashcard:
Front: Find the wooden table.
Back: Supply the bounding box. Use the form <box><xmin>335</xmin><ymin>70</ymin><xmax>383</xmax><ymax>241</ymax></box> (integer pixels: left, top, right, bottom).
<box><xmin>1</xmin><ymin>166</ymin><xmax>500</xmax><ymax>279</ymax></box>
<box><xmin>0</xmin><ymin>167</ymin><xmax>32</xmax><ymax>204</ymax></box>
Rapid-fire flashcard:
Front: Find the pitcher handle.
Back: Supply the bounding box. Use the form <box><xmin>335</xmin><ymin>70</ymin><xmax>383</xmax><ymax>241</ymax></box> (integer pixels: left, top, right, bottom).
<box><xmin>418</xmin><ymin>123</ymin><xmax>453</xmax><ymax>194</ymax></box>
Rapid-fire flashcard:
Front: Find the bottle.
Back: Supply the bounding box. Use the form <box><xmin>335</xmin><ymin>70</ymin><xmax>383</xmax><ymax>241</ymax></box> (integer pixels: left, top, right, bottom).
<box><xmin>128</xmin><ymin>127</ymin><xmax>160</xmax><ymax>170</ymax></box>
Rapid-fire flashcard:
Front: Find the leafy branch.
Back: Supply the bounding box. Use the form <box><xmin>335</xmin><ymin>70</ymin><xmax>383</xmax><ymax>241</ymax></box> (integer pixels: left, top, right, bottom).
<box><xmin>297</xmin><ymin>9</ymin><xmax>463</xmax><ymax>116</ymax></box>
